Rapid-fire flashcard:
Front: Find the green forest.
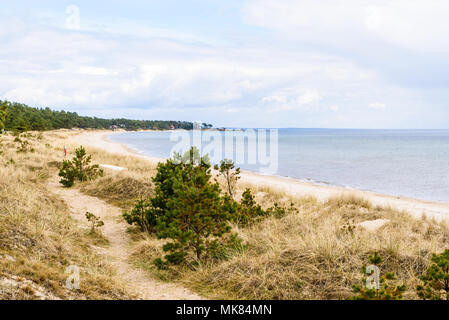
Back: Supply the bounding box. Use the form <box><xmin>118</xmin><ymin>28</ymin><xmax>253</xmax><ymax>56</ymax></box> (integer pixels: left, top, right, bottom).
<box><xmin>0</xmin><ymin>100</ymin><xmax>209</xmax><ymax>132</ymax></box>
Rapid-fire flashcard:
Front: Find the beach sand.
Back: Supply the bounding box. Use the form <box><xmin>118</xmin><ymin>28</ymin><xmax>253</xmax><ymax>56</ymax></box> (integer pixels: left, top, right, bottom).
<box><xmin>71</xmin><ymin>130</ymin><xmax>449</xmax><ymax>221</ymax></box>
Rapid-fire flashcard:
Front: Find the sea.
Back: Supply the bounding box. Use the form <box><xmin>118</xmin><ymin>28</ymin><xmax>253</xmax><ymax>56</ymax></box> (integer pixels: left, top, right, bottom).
<box><xmin>110</xmin><ymin>129</ymin><xmax>449</xmax><ymax>202</ymax></box>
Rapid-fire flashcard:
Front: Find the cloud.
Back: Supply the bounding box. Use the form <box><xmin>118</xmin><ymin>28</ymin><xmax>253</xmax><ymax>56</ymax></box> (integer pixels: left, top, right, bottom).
<box><xmin>242</xmin><ymin>0</ymin><xmax>449</xmax><ymax>54</ymax></box>
<box><xmin>369</xmin><ymin>102</ymin><xmax>387</xmax><ymax>110</ymax></box>
<box><xmin>1</xmin><ymin>3</ymin><xmax>448</xmax><ymax>128</ymax></box>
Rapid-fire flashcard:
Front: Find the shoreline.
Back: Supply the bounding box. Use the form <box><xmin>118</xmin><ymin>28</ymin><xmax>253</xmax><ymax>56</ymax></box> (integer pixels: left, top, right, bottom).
<box><xmin>71</xmin><ymin>130</ymin><xmax>449</xmax><ymax>221</ymax></box>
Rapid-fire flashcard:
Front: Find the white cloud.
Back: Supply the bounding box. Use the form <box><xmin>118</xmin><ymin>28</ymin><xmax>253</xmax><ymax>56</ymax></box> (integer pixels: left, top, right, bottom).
<box><xmin>0</xmin><ymin>4</ymin><xmax>447</xmax><ymax>128</ymax></box>
<box><xmin>369</xmin><ymin>102</ymin><xmax>387</xmax><ymax>110</ymax></box>
<box><xmin>242</xmin><ymin>0</ymin><xmax>449</xmax><ymax>54</ymax></box>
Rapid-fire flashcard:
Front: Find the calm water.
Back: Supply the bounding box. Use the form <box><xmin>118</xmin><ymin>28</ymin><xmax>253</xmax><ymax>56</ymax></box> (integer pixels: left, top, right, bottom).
<box><xmin>110</xmin><ymin>129</ymin><xmax>449</xmax><ymax>202</ymax></box>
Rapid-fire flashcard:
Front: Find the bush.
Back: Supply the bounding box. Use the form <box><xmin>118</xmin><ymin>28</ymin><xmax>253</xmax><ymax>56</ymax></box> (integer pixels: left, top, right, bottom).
<box><xmin>0</xmin><ymin>101</ymin><xmax>8</xmax><ymax>133</ymax></box>
<box><xmin>231</xmin><ymin>189</ymin><xmax>295</xmax><ymax>226</ymax></box>
<box><xmin>155</xmin><ymin>148</ymin><xmax>232</xmax><ymax>266</ymax></box>
<box><xmin>85</xmin><ymin>212</ymin><xmax>104</xmax><ymax>234</ymax></box>
<box><xmin>416</xmin><ymin>249</ymin><xmax>449</xmax><ymax>300</ymax></box>
<box><xmin>350</xmin><ymin>252</ymin><xmax>405</xmax><ymax>300</ymax></box>
<box><xmin>126</xmin><ymin>150</ymin><xmax>297</xmax><ymax>269</ymax></box>
<box><xmin>214</xmin><ymin>159</ymin><xmax>240</xmax><ymax>198</ymax></box>
<box><xmin>58</xmin><ymin>146</ymin><xmax>103</xmax><ymax>187</ymax></box>
<box><xmin>123</xmin><ymin>199</ymin><xmax>158</xmax><ymax>233</ymax></box>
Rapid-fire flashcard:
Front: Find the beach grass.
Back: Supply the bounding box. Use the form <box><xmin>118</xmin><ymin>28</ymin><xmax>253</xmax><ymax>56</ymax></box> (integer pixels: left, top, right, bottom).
<box><xmin>2</xmin><ymin>129</ymin><xmax>449</xmax><ymax>300</ymax></box>
<box><xmin>0</xmin><ymin>130</ymin><xmax>130</xmax><ymax>299</ymax></box>
<box><xmin>74</xmin><ymin>132</ymin><xmax>449</xmax><ymax>300</ymax></box>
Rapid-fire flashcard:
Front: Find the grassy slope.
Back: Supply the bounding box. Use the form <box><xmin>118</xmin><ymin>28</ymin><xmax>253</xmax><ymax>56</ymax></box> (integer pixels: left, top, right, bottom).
<box><xmin>76</xmin><ymin>134</ymin><xmax>449</xmax><ymax>300</ymax></box>
<box><xmin>0</xmin><ymin>131</ymin><xmax>130</xmax><ymax>299</ymax></box>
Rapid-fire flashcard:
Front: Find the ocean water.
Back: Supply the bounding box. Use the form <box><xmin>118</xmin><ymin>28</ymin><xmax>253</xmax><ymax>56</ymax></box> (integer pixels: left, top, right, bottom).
<box><xmin>110</xmin><ymin>129</ymin><xmax>449</xmax><ymax>202</ymax></box>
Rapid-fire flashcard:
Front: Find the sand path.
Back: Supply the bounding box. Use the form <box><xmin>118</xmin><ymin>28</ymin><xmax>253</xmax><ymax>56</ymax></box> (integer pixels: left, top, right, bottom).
<box><xmin>47</xmin><ymin>177</ymin><xmax>202</xmax><ymax>300</ymax></box>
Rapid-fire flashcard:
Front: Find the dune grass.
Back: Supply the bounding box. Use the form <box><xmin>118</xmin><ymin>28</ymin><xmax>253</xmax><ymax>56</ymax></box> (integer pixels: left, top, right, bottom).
<box><xmin>77</xmin><ymin>141</ymin><xmax>449</xmax><ymax>300</ymax></box>
<box><xmin>0</xmin><ymin>130</ymin><xmax>130</xmax><ymax>299</ymax></box>
<box><xmin>3</xmin><ymin>129</ymin><xmax>448</xmax><ymax>300</ymax></box>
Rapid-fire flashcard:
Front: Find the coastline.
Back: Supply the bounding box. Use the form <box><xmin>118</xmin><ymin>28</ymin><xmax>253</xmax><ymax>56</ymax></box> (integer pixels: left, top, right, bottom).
<box><xmin>71</xmin><ymin>130</ymin><xmax>449</xmax><ymax>221</ymax></box>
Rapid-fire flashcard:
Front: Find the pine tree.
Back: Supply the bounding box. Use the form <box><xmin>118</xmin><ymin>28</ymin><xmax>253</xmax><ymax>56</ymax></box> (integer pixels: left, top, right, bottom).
<box><xmin>417</xmin><ymin>249</ymin><xmax>449</xmax><ymax>300</ymax></box>
<box><xmin>58</xmin><ymin>146</ymin><xmax>103</xmax><ymax>187</ymax></box>
<box><xmin>155</xmin><ymin>148</ymin><xmax>232</xmax><ymax>266</ymax></box>
<box><xmin>0</xmin><ymin>101</ymin><xmax>8</xmax><ymax>132</ymax></box>
<box><xmin>214</xmin><ymin>159</ymin><xmax>240</xmax><ymax>198</ymax></box>
<box><xmin>350</xmin><ymin>252</ymin><xmax>406</xmax><ymax>300</ymax></box>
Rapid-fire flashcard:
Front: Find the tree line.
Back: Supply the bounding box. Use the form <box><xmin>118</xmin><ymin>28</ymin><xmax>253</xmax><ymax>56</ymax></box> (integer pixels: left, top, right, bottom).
<box><xmin>0</xmin><ymin>100</ymin><xmax>209</xmax><ymax>132</ymax></box>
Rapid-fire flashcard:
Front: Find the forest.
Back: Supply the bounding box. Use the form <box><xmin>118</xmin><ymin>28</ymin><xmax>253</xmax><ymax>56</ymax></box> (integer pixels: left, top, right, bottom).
<box><xmin>0</xmin><ymin>100</ymin><xmax>207</xmax><ymax>132</ymax></box>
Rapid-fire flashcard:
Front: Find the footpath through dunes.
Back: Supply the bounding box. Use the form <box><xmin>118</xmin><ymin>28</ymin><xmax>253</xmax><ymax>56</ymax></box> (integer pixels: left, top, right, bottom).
<box><xmin>47</xmin><ymin>177</ymin><xmax>202</xmax><ymax>300</ymax></box>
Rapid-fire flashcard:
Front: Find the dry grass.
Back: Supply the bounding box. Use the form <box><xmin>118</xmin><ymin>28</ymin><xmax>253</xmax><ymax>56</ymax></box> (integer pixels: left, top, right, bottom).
<box><xmin>0</xmin><ymin>130</ymin><xmax>131</xmax><ymax>299</ymax></box>
<box><xmin>127</xmin><ymin>178</ymin><xmax>449</xmax><ymax>300</ymax></box>
<box><xmin>3</xmin><ymin>129</ymin><xmax>448</xmax><ymax>300</ymax></box>
<box><xmin>78</xmin><ymin>145</ymin><xmax>157</xmax><ymax>210</ymax></box>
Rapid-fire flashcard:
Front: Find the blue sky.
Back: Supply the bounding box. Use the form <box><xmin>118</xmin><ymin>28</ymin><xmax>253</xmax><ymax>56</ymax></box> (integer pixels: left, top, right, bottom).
<box><xmin>1</xmin><ymin>0</ymin><xmax>449</xmax><ymax>128</ymax></box>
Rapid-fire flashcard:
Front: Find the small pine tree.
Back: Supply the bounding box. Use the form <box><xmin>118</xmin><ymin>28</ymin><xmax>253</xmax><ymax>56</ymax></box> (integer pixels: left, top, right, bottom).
<box><xmin>59</xmin><ymin>160</ymin><xmax>77</xmax><ymax>187</ymax></box>
<box><xmin>85</xmin><ymin>212</ymin><xmax>104</xmax><ymax>233</ymax></box>
<box><xmin>416</xmin><ymin>249</ymin><xmax>449</xmax><ymax>300</ymax></box>
<box><xmin>233</xmin><ymin>189</ymin><xmax>267</xmax><ymax>226</ymax></box>
<box><xmin>58</xmin><ymin>146</ymin><xmax>103</xmax><ymax>187</ymax></box>
<box><xmin>123</xmin><ymin>199</ymin><xmax>158</xmax><ymax>233</ymax></box>
<box><xmin>72</xmin><ymin>146</ymin><xmax>103</xmax><ymax>181</ymax></box>
<box><xmin>214</xmin><ymin>159</ymin><xmax>240</xmax><ymax>199</ymax></box>
<box><xmin>350</xmin><ymin>252</ymin><xmax>406</xmax><ymax>300</ymax></box>
<box><xmin>0</xmin><ymin>101</ymin><xmax>8</xmax><ymax>133</ymax></box>
<box><xmin>156</xmin><ymin>148</ymin><xmax>232</xmax><ymax>265</ymax></box>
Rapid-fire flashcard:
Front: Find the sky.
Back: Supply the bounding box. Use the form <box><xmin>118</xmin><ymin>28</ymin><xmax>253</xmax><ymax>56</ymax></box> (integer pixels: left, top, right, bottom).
<box><xmin>1</xmin><ymin>0</ymin><xmax>449</xmax><ymax>129</ymax></box>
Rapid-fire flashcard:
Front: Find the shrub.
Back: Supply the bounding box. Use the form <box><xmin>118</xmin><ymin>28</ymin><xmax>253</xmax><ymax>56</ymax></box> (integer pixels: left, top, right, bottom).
<box><xmin>85</xmin><ymin>212</ymin><xmax>104</xmax><ymax>234</ymax></box>
<box><xmin>416</xmin><ymin>249</ymin><xmax>449</xmax><ymax>300</ymax></box>
<box><xmin>59</xmin><ymin>160</ymin><xmax>77</xmax><ymax>187</ymax></box>
<box><xmin>123</xmin><ymin>199</ymin><xmax>158</xmax><ymax>233</ymax></box>
<box><xmin>233</xmin><ymin>189</ymin><xmax>267</xmax><ymax>226</ymax></box>
<box><xmin>127</xmin><ymin>148</ymin><xmax>296</xmax><ymax>269</ymax></box>
<box><xmin>231</xmin><ymin>189</ymin><xmax>295</xmax><ymax>226</ymax></box>
<box><xmin>350</xmin><ymin>252</ymin><xmax>405</xmax><ymax>300</ymax></box>
<box><xmin>58</xmin><ymin>146</ymin><xmax>103</xmax><ymax>187</ymax></box>
<box><xmin>214</xmin><ymin>159</ymin><xmax>240</xmax><ymax>198</ymax></box>
<box><xmin>0</xmin><ymin>101</ymin><xmax>8</xmax><ymax>133</ymax></box>
<box><xmin>155</xmin><ymin>148</ymin><xmax>232</xmax><ymax>266</ymax></box>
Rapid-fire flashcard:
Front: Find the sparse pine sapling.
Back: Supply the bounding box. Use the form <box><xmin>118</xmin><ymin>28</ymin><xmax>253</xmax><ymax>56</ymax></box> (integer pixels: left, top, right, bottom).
<box><xmin>214</xmin><ymin>159</ymin><xmax>240</xmax><ymax>199</ymax></box>
<box><xmin>85</xmin><ymin>212</ymin><xmax>104</xmax><ymax>234</ymax></box>
<box><xmin>350</xmin><ymin>252</ymin><xmax>406</xmax><ymax>300</ymax></box>
<box><xmin>416</xmin><ymin>249</ymin><xmax>449</xmax><ymax>300</ymax></box>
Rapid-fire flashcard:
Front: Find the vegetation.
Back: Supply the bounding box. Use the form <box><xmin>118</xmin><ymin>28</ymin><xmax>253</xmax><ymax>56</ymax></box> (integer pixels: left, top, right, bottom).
<box><xmin>0</xmin><ymin>100</ymin><xmax>203</xmax><ymax>132</ymax></box>
<box><xmin>3</xmin><ymin>129</ymin><xmax>449</xmax><ymax>300</ymax></box>
<box><xmin>0</xmin><ymin>101</ymin><xmax>7</xmax><ymax>132</ymax></box>
<box><xmin>0</xmin><ymin>130</ymin><xmax>130</xmax><ymax>299</ymax></box>
<box><xmin>214</xmin><ymin>159</ymin><xmax>240</xmax><ymax>198</ymax></box>
<box><xmin>123</xmin><ymin>148</ymin><xmax>296</xmax><ymax>270</ymax></box>
<box><xmin>85</xmin><ymin>212</ymin><xmax>104</xmax><ymax>234</ymax></box>
<box><xmin>416</xmin><ymin>249</ymin><xmax>449</xmax><ymax>300</ymax></box>
<box><xmin>59</xmin><ymin>146</ymin><xmax>104</xmax><ymax>187</ymax></box>
<box><xmin>351</xmin><ymin>252</ymin><xmax>406</xmax><ymax>300</ymax></box>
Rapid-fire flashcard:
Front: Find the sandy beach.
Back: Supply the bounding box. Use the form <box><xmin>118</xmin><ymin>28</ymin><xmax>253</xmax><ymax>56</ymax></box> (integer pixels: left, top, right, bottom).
<box><xmin>71</xmin><ymin>130</ymin><xmax>449</xmax><ymax>221</ymax></box>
